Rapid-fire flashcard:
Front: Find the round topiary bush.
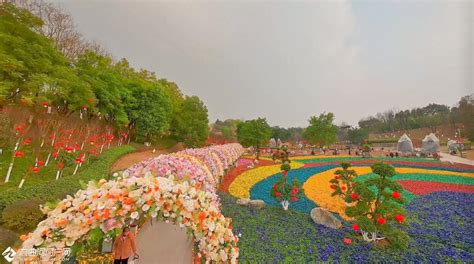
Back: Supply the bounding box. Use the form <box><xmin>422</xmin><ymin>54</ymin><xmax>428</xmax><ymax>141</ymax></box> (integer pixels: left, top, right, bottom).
<box><xmin>0</xmin><ymin>226</ymin><xmax>18</xmax><ymax>250</ymax></box>
<box><xmin>1</xmin><ymin>199</ymin><xmax>45</xmax><ymax>234</ymax></box>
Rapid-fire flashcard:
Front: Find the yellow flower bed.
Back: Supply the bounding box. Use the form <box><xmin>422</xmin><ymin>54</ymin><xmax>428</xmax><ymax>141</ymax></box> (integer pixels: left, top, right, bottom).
<box><xmin>303</xmin><ymin>167</ymin><xmax>372</xmax><ymax>219</ymax></box>
<box><xmin>229</xmin><ymin>162</ymin><xmax>304</xmax><ymax>198</ymax></box>
<box><xmin>289</xmin><ymin>155</ymin><xmax>352</xmax><ymax>160</ymax></box>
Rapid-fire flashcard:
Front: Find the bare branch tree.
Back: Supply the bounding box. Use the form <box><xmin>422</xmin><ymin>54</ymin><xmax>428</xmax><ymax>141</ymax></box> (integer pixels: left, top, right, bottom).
<box><xmin>8</xmin><ymin>0</ymin><xmax>109</xmax><ymax>60</ymax></box>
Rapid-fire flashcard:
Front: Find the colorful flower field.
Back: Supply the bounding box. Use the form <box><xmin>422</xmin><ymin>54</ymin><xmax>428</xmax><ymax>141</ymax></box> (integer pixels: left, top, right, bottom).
<box><xmin>222</xmin><ymin>155</ymin><xmax>474</xmax><ymax>262</ymax></box>
<box><xmin>15</xmin><ymin>143</ymin><xmax>244</xmax><ymax>263</ymax></box>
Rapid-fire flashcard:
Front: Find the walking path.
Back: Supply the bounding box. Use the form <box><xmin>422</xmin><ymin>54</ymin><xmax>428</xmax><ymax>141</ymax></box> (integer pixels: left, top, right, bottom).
<box><xmin>136</xmin><ymin>220</ymin><xmax>193</xmax><ymax>264</ymax></box>
<box><xmin>440</xmin><ymin>152</ymin><xmax>474</xmax><ymax>166</ymax></box>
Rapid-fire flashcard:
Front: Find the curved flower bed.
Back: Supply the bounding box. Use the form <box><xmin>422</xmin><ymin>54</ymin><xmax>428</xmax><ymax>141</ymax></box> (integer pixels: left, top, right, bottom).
<box><xmin>226</xmin><ymin>156</ymin><xmax>474</xmax><ymax>219</ymax></box>
<box><xmin>125</xmin><ymin>153</ymin><xmax>217</xmax><ymax>192</ymax></box>
<box><xmin>16</xmin><ymin>175</ymin><xmax>239</xmax><ymax>263</ymax></box>
<box><xmin>398</xmin><ymin>180</ymin><xmax>474</xmax><ymax>195</ymax></box>
<box><xmin>125</xmin><ymin>143</ymin><xmax>244</xmax><ymax>191</ymax></box>
<box><xmin>228</xmin><ymin>162</ymin><xmax>305</xmax><ymax>199</ymax></box>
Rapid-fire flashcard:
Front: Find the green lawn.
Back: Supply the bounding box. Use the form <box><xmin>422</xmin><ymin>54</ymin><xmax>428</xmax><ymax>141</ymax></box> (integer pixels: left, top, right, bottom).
<box><xmin>0</xmin><ymin>145</ymin><xmax>135</xmax><ymax>217</ymax></box>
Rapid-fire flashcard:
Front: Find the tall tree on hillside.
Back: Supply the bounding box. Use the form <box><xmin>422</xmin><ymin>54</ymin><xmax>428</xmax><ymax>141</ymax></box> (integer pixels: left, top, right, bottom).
<box><xmin>0</xmin><ymin>3</ymin><xmax>93</xmax><ymax>110</ymax></box>
<box><xmin>302</xmin><ymin>112</ymin><xmax>337</xmax><ymax>147</ymax></box>
<box><xmin>174</xmin><ymin>96</ymin><xmax>209</xmax><ymax>147</ymax></box>
<box><xmin>237</xmin><ymin>118</ymin><xmax>272</xmax><ymax>159</ymax></box>
<box><xmin>11</xmin><ymin>0</ymin><xmax>107</xmax><ymax>60</ymax></box>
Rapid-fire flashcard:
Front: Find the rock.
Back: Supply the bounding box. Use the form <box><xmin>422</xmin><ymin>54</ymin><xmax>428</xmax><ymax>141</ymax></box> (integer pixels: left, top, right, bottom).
<box><xmin>248</xmin><ymin>200</ymin><xmax>265</xmax><ymax>209</ymax></box>
<box><xmin>236</xmin><ymin>198</ymin><xmax>250</xmax><ymax>206</ymax></box>
<box><xmin>310</xmin><ymin>208</ymin><xmax>342</xmax><ymax>229</ymax></box>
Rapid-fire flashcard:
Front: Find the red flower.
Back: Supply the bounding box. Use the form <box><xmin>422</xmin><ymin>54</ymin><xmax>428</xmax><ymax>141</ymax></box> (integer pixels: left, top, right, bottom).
<box><xmin>58</xmin><ymin>162</ymin><xmax>65</xmax><ymax>169</ymax></box>
<box><xmin>377</xmin><ymin>217</ymin><xmax>386</xmax><ymax>225</ymax></box>
<box><xmin>334</xmin><ymin>175</ymin><xmax>339</xmax><ymax>179</ymax></box>
<box><xmin>42</xmin><ymin>102</ymin><xmax>49</xmax><ymax>108</ymax></box>
<box><xmin>65</xmin><ymin>146</ymin><xmax>74</xmax><ymax>152</ymax></box>
<box><xmin>352</xmin><ymin>224</ymin><xmax>360</xmax><ymax>231</ymax></box>
<box><xmin>343</xmin><ymin>238</ymin><xmax>352</xmax><ymax>245</ymax></box>
<box><xmin>392</xmin><ymin>191</ymin><xmax>401</xmax><ymax>199</ymax></box>
<box><xmin>291</xmin><ymin>196</ymin><xmax>297</xmax><ymax>202</ymax></box>
<box><xmin>75</xmin><ymin>157</ymin><xmax>83</xmax><ymax>164</ymax></box>
<box><xmin>15</xmin><ymin>151</ymin><xmax>25</xmax><ymax>157</ymax></box>
<box><xmin>32</xmin><ymin>167</ymin><xmax>40</xmax><ymax>173</ymax></box>
<box><xmin>341</xmin><ymin>186</ymin><xmax>346</xmax><ymax>191</ymax></box>
<box><xmin>282</xmin><ymin>170</ymin><xmax>287</xmax><ymax>176</ymax></box>
<box><xmin>273</xmin><ymin>183</ymin><xmax>278</xmax><ymax>190</ymax></box>
<box><xmin>395</xmin><ymin>214</ymin><xmax>405</xmax><ymax>223</ymax></box>
<box><xmin>82</xmin><ymin>105</ymin><xmax>87</xmax><ymax>111</ymax></box>
<box><xmin>37</xmin><ymin>160</ymin><xmax>44</xmax><ymax>166</ymax></box>
<box><xmin>351</xmin><ymin>193</ymin><xmax>359</xmax><ymax>201</ymax></box>
<box><xmin>330</xmin><ymin>185</ymin><xmax>336</xmax><ymax>189</ymax></box>
<box><xmin>275</xmin><ymin>191</ymin><xmax>281</xmax><ymax>198</ymax></box>
<box><xmin>52</xmin><ymin>152</ymin><xmax>59</xmax><ymax>158</ymax></box>
<box><xmin>23</xmin><ymin>138</ymin><xmax>31</xmax><ymax>145</ymax></box>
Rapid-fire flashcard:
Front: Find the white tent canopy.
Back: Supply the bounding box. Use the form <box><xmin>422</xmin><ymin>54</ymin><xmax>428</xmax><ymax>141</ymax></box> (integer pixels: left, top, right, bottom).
<box><xmin>421</xmin><ymin>133</ymin><xmax>440</xmax><ymax>154</ymax></box>
<box><xmin>397</xmin><ymin>133</ymin><xmax>414</xmax><ymax>153</ymax></box>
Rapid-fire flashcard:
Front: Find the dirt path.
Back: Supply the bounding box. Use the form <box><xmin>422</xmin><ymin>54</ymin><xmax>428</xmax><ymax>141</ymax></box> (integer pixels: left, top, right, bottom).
<box><xmin>136</xmin><ymin>220</ymin><xmax>193</xmax><ymax>264</ymax></box>
<box><xmin>111</xmin><ymin>150</ymin><xmax>166</xmax><ymax>172</ymax></box>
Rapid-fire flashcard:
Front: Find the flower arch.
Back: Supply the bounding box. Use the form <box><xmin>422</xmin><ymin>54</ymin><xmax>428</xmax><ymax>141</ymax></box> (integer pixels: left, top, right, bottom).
<box><xmin>124</xmin><ymin>153</ymin><xmax>217</xmax><ymax>192</ymax></box>
<box><xmin>16</xmin><ymin>175</ymin><xmax>239</xmax><ymax>263</ymax></box>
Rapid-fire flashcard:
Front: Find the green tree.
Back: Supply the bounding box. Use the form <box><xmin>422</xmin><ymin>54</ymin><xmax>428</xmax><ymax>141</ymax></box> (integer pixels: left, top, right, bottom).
<box><xmin>0</xmin><ymin>3</ymin><xmax>93</xmax><ymax>110</ymax></box>
<box><xmin>302</xmin><ymin>112</ymin><xmax>337</xmax><ymax>146</ymax></box>
<box><xmin>271</xmin><ymin>126</ymin><xmax>292</xmax><ymax>142</ymax></box>
<box><xmin>457</xmin><ymin>95</ymin><xmax>474</xmax><ymax>141</ymax></box>
<box><xmin>237</xmin><ymin>118</ymin><xmax>272</xmax><ymax>158</ymax></box>
<box><xmin>174</xmin><ymin>96</ymin><xmax>209</xmax><ymax>147</ymax></box>
<box><xmin>347</xmin><ymin>127</ymin><xmax>369</xmax><ymax>145</ymax></box>
<box><xmin>345</xmin><ymin>162</ymin><xmax>408</xmax><ymax>248</ymax></box>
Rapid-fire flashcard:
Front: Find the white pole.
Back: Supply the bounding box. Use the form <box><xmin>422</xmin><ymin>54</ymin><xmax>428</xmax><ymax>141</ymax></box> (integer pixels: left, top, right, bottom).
<box><xmin>5</xmin><ymin>162</ymin><xmax>14</xmax><ymax>183</ymax></box>
<box><xmin>45</xmin><ymin>153</ymin><xmax>52</xmax><ymax>166</ymax></box>
<box><xmin>18</xmin><ymin>179</ymin><xmax>25</xmax><ymax>188</ymax></box>
<box><xmin>55</xmin><ymin>170</ymin><xmax>60</xmax><ymax>180</ymax></box>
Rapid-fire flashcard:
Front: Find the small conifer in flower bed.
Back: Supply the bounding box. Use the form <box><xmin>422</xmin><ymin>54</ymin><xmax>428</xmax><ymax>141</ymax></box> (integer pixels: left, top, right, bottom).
<box><xmin>345</xmin><ymin>162</ymin><xmax>409</xmax><ymax>248</ymax></box>
<box><xmin>329</xmin><ymin>162</ymin><xmax>358</xmax><ymax>204</ymax></box>
<box><xmin>270</xmin><ymin>161</ymin><xmax>303</xmax><ymax>210</ymax></box>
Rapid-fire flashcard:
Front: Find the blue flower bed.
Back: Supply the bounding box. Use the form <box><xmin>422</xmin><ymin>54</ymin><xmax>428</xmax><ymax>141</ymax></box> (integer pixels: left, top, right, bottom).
<box><xmin>249</xmin><ymin>165</ymin><xmax>337</xmax><ymax>213</ymax></box>
<box><xmin>220</xmin><ymin>191</ymin><xmax>474</xmax><ymax>262</ymax></box>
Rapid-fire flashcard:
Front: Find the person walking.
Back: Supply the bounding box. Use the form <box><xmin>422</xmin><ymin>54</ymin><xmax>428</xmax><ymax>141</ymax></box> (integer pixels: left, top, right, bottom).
<box><xmin>113</xmin><ymin>226</ymin><xmax>139</xmax><ymax>264</ymax></box>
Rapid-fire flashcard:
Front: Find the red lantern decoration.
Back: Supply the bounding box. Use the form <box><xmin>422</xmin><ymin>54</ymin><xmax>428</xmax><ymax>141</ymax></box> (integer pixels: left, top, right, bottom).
<box><xmin>376</xmin><ymin>217</ymin><xmax>386</xmax><ymax>225</ymax></box>
<box><xmin>352</xmin><ymin>224</ymin><xmax>360</xmax><ymax>231</ymax></box>
<box><xmin>395</xmin><ymin>214</ymin><xmax>405</xmax><ymax>223</ymax></box>
<box><xmin>392</xmin><ymin>192</ymin><xmax>401</xmax><ymax>199</ymax></box>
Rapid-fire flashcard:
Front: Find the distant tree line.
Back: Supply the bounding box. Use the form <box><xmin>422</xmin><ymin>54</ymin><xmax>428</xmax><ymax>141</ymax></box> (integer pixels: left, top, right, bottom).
<box><xmin>0</xmin><ymin>3</ymin><xmax>209</xmax><ymax>146</ymax></box>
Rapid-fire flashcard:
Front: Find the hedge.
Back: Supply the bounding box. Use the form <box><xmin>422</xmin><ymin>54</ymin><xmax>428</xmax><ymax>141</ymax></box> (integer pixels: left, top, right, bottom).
<box><xmin>0</xmin><ymin>145</ymin><xmax>135</xmax><ymax>220</ymax></box>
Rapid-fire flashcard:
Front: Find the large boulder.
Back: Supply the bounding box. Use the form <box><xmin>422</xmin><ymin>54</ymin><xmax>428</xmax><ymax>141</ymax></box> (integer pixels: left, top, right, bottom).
<box><xmin>236</xmin><ymin>198</ymin><xmax>250</xmax><ymax>206</ymax></box>
<box><xmin>310</xmin><ymin>208</ymin><xmax>342</xmax><ymax>229</ymax></box>
<box><xmin>248</xmin><ymin>199</ymin><xmax>265</xmax><ymax>209</ymax></box>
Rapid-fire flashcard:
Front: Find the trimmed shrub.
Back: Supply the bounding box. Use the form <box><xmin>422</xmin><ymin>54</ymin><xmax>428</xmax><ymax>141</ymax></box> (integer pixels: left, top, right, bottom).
<box><xmin>2</xmin><ymin>199</ymin><xmax>44</xmax><ymax>233</ymax></box>
<box><xmin>0</xmin><ymin>226</ymin><xmax>18</xmax><ymax>250</ymax></box>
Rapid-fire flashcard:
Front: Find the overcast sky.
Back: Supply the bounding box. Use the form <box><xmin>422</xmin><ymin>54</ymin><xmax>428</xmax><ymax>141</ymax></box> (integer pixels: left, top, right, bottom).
<box><xmin>50</xmin><ymin>0</ymin><xmax>473</xmax><ymax>127</ymax></box>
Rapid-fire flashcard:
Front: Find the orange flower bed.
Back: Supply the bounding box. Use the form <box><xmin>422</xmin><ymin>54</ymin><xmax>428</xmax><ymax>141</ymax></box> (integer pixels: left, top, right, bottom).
<box><xmin>219</xmin><ymin>159</ymin><xmax>274</xmax><ymax>192</ymax></box>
